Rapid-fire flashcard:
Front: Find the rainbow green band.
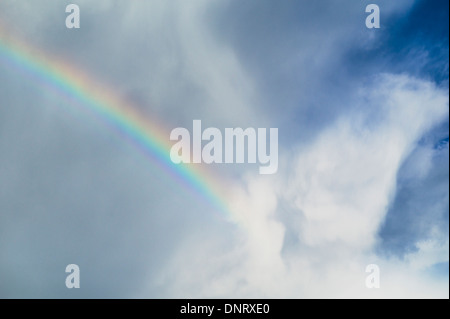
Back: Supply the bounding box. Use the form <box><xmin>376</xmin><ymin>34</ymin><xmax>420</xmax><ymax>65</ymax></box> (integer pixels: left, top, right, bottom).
<box><xmin>0</xmin><ymin>28</ymin><xmax>229</xmax><ymax>216</ymax></box>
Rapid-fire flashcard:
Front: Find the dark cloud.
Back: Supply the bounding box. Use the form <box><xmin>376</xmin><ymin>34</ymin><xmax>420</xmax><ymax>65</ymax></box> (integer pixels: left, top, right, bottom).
<box><xmin>0</xmin><ymin>0</ymin><xmax>448</xmax><ymax>298</ymax></box>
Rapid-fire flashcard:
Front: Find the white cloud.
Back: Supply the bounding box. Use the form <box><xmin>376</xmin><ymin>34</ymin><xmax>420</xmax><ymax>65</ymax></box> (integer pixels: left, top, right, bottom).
<box><xmin>405</xmin><ymin>230</ymin><xmax>449</xmax><ymax>271</ymax></box>
<box><xmin>0</xmin><ymin>0</ymin><xmax>447</xmax><ymax>298</ymax></box>
<box><xmin>156</xmin><ymin>74</ymin><xmax>449</xmax><ymax>298</ymax></box>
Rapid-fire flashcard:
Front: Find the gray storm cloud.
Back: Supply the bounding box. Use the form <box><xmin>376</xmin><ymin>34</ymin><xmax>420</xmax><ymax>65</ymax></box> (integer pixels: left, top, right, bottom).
<box><xmin>0</xmin><ymin>0</ymin><xmax>448</xmax><ymax>298</ymax></box>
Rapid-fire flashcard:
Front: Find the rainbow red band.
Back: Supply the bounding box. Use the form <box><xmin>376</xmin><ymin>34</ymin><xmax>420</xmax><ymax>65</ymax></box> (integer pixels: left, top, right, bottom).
<box><xmin>0</xmin><ymin>27</ymin><xmax>230</xmax><ymax>216</ymax></box>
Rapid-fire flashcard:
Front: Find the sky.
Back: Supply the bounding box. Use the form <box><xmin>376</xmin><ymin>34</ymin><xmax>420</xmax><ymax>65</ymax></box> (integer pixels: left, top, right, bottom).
<box><xmin>0</xmin><ymin>0</ymin><xmax>448</xmax><ymax>298</ymax></box>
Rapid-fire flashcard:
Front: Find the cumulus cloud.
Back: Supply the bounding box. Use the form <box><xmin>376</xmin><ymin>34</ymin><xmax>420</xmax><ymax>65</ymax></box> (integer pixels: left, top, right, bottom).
<box><xmin>157</xmin><ymin>74</ymin><xmax>449</xmax><ymax>298</ymax></box>
<box><xmin>0</xmin><ymin>0</ymin><xmax>448</xmax><ymax>298</ymax></box>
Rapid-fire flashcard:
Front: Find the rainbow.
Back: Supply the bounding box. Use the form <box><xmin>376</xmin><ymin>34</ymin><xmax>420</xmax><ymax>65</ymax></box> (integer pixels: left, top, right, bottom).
<box><xmin>0</xmin><ymin>26</ymin><xmax>230</xmax><ymax>216</ymax></box>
